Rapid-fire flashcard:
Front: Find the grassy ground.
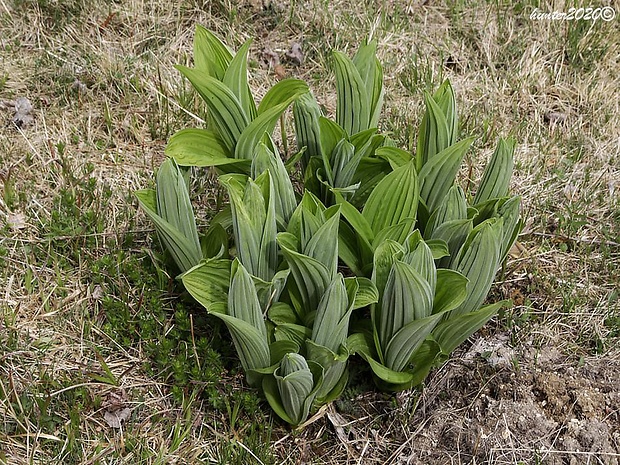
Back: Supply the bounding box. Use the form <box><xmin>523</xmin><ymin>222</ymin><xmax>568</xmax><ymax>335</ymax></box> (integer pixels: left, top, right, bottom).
<box><xmin>1</xmin><ymin>0</ymin><xmax>619</xmax><ymax>463</ymax></box>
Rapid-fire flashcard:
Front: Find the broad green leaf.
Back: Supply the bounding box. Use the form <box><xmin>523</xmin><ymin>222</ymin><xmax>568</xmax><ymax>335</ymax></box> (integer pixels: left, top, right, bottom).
<box><xmin>345</xmin><ymin>277</ymin><xmax>378</xmax><ymax>309</ymax></box>
<box><xmin>419</xmin><ymin>137</ymin><xmax>474</xmax><ymax>213</ymax></box>
<box><xmin>201</xmin><ymin>223</ymin><xmax>229</xmax><ymax>259</ymax></box>
<box><xmin>338</xmin><ymin>220</ymin><xmax>366</xmax><ymax>277</ymax></box>
<box><xmin>229</xmin><ymin>260</ymin><xmax>267</xmax><ymax>339</ymax></box>
<box><xmin>333</xmin><ymin>51</ymin><xmax>371</xmax><ymax>135</ymax></box>
<box><xmin>350</xmin><ymin>157</ymin><xmax>392</xmax><ymax>208</ymax></box>
<box><xmin>235</xmin><ymin>83</ymin><xmax>308</xmax><ymax>159</ymax></box>
<box><xmin>252</xmin><ymin>140</ymin><xmax>296</xmax><ymax>224</ymax></box>
<box><xmin>474</xmin><ymin>137</ymin><xmax>516</xmax><ymax>205</ymax></box>
<box><xmin>156</xmin><ymin>159</ymin><xmax>201</xmax><ymax>255</ymax></box>
<box><xmin>378</xmin><ymin>261</ymin><xmax>433</xmax><ymax>351</ymax></box>
<box><xmin>352</xmin><ymin>39</ymin><xmax>384</xmax><ymax>128</ymax></box>
<box><xmin>303</xmin><ymin>209</ymin><xmax>340</xmax><ymax>276</ymax></box>
<box><xmin>363</xmin><ymin>160</ymin><xmax>419</xmax><ymax>235</ymax></box>
<box><xmin>305</xmin><ymin>340</ymin><xmax>348</xmax><ymax>402</ymax></box>
<box><xmin>274</xmin><ymin>323</ymin><xmax>310</xmax><ymax>346</ymax></box>
<box><xmin>135</xmin><ymin>189</ymin><xmax>202</xmax><ymax>273</ymax></box>
<box><xmin>449</xmin><ymin>219</ymin><xmax>503</xmax><ymax>317</ymax></box>
<box><xmin>384</xmin><ymin>313</ymin><xmax>442</xmax><ymax>372</ymax></box>
<box><xmin>277</xmin><ymin>234</ymin><xmax>332</xmax><ymax>318</ymax></box>
<box><xmin>275</xmin><ymin>354</ymin><xmax>315</xmax><ymax>425</ymax></box>
<box><xmin>376</xmin><ymin>146</ymin><xmax>413</xmax><ymax>169</ymax></box>
<box><xmin>402</xmin><ymin>240</ymin><xmax>436</xmax><ymax>293</ymax></box>
<box><xmin>258</xmin><ymin>78</ymin><xmax>309</xmax><ymax>114</ymax></box>
<box><xmin>372</xmin><ymin>218</ymin><xmax>416</xmax><ymax>250</ymax></box>
<box><xmin>263</xmin><ymin>375</ymin><xmax>295</xmax><ymax>425</ymax></box>
<box><xmin>269</xmin><ymin>340</ymin><xmax>300</xmax><ymax>366</ymax></box>
<box><xmin>424</xmin><ymin>184</ymin><xmax>468</xmax><ymax>238</ymax></box>
<box><xmin>268</xmin><ymin>302</ymin><xmax>300</xmax><ymax>325</ymax></box>
<box><xmin>176</xmin><ymin>66</ymin><xmax>248</xmax><ymax>152</ymax></box>
<box><xmin>349</xmin><ymin>128</ymin><xmax>377</xmax><ymax>153</ymax></box>
<box><xmin>222</xmin><ymin>39</ymin><xmax>257</xmax><ymax>121</ymax></box>
<box><xmin>334</xmin><ymin>192</ymin><xmax>374</xmax><ymax>245</ymax></box>
<box><xmin>371</xmin><ymin>239</ymin><xmax>404</xmax><ymax>305</ymax></box>
<box><xmin>433</xmin><ymin>269</ymin><xmax>469</xmax><ymax>314</ymax></box>
<box><xmin>312</xmin><ymin>274</ymin><xmax>355</xmax><ymax>352</ymax></box>
<box><xmin>433</xmin><ymin>300</ymin><xmax>510</xmax><ymax>355</ymax></box>
<box><xmin>434</xmin><ymin>80</ymin><xmax>458</xmax><ymax>147</ymax></box>
<box><xmin>318</xmin><ymin>117</ymin><xmax>347</xmax><ymax>167</ymax></box>
<box><xmin>426</xmin><ymin>239</ymin><xmax>450</xmax><ymax>260</ymax></box>
<box><xmin>220</xmin><ymin>173</ymin><xmax>277</xmax><ymax>282</ymax></box>
<box><xmin>416</xmin><ymin>91</ymin><xmax>450</xmax><ymax>171</ymax></box>
<box><xmin>193</xmin><ymin>25</ymin><xmax>232</xmax><ymax>80</ymax></box>
<box><xmin>165</xmin><ymin>129</ymin><xmax>241</xmax><ymax>168</ymax></box>
<box><xmin>408</xmin><ymin>339</ymin><xmax>441</xmax><ymax>387</ymax></box>
<box><xmin>332</xmin><ymin>139</ymin><xmax>363</xmax><ymax>190</ymax></box>
<box><xmin>180</xmin><ymin>259</ymin><xmax>231</xmax><ymax>313</ymax></box>
<box><xmin>293</xmin><ymin>92</ymin><xmax>323</xmax><ymax>170</ymax></box>
<box><xmin>432</xmin><ymin>218</ymin><xmax>473</xmax><ymax>268</ymax></box>
<box><xmin>212</xmin><ymin>312</ymin><xmax>271</xmax><ymax>377</ymax></box>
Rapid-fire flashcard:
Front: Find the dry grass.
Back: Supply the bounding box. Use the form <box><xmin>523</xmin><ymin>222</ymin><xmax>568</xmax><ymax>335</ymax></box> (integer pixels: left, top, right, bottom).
<box><xmin>1</xmin><ymin>0</ymin><xmax>619</xmax><ymax>463</ymax></box>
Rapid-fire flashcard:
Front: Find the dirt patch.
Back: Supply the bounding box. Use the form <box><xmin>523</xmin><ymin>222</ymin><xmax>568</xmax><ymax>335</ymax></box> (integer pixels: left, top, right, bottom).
<box><xmin>396</xmin><ymin>337</ymin><xmax>620</xmax><ymax>464</ymax></box>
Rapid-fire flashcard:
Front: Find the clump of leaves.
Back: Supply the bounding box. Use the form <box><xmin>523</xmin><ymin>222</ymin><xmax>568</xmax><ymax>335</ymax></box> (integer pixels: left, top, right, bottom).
<box><xmin>136</xmin><ymin>27</ymin><xmax>522</xmax><ymax>425</ymax></box>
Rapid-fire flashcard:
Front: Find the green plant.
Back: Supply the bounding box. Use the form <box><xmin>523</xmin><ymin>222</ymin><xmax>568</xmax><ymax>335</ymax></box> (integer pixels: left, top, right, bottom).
<box><xmin>136</xmin><ymin>27</ymin><xmax>521</xmax><ymax>425</ymax></box>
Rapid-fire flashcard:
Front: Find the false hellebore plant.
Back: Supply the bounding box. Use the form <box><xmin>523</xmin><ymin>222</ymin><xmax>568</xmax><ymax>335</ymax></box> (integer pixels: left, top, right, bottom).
<box><xmin>136</xmin><ymin>26</ymin><xmax>522</xmax><ymax>425</ymax></box>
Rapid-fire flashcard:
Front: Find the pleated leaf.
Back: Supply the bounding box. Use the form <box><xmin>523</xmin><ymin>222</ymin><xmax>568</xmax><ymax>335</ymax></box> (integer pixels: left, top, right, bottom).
<box><xmin>180</xmin><ymin>259</ymin><xmax>231</xmax><ymax>313</ymax></box>
<box><xmin>371</xmin><ymin>239</ymin><xmax>405</xmax><ymax>306</ymax></box>
<box><xmin>352</xmin><ymin>39</ymin><xmax>384</xmax><ymax>128</ymax></box>
<box><xmin>135</xmin><ymin>190</ymin><xmax>200</xmax><ymax>274</ymax></box>
<box><xmin>275</xmin><ymin>354</ymin><xmax>317</xmax><ymax>425</ymax></box>
<box><xmin>474</xmin><ymin>137</ymin><xmax>516</xmax><ymax>205</ymax></box>
<box><xmin>312</xmin><ymin>274</ymin><xmax>356</xmax><ymax>352</ymax></box>
<box><xmin>193</xmin><ymin>25</ymin><xmax>232</xmax><ymax>80</ymax></box>
<box><xmin>424</xmin><ymin>184</ymin><xmax>468</xmax><ymax>238</ymax></box>
<box><xmin>258</xmin><ymin>78</ymin><xmax>309</xmax><ymax>114</ymax></box>
<box><xmin>156</xmin><ymin>159</ymin><xmax>202</xmax><ymax>254</ymax></box>
<box><xmin>378</xmin><ymin>261</ymin><xmax>433</xmax><ymax>353</ymax></box>
<box><xmin>251</xmin><ymin>140</ymin><xmax>297</xmax><ymax>224</ymax></box>
<box><xmin>165</xmin><ymin>128</ymin><xmax>248</xmax><ymax>168</ymax></box>
<box><xmin>347</xmin><ymin>333</ymin><xmax>415</xmax><ymax>386</ymax></box>
<box><xmin>419</xmin><ymin>137</ymin><xmax>474</xmax><ymax>213</ymax></box>
<box><xmin>176</xmin><ymin>66</ymin><xmax>248</xmax><ymax>152</ymax></box>
<box><xmin>384</xmin><ymin>313</ymin><xmax>442</xmax><ymax>372</ymax></box>
<box><xmin>214</xmin><ymin>312</ymin><xmax>271</xmax><ymax>382</ymax></box>
<box><xmin>434</xmin><ymin>80</ymin><xmax>458</xmax><ymax>147</ymax></box>
<box><xmin>449</xmin><ymin>219</ymin><xmax>503</xmax><ymax>317</ymax></box>
<box><xmin>362</xmin><ymin>160</ymin><xmax>419</xmax><ymax>236</ymax></box>
<box><xmin>433</xmin><ymin>269</ymin><xmax>469</xmax><ymax>314</ymax></box>
<box><xmin>229</xmin><ymin>260</ymin><xmax>268</xmax><ymax>340</ymax></box>
<box><xmin>333</xmin><ymin>51</ymin><xmax>370</xmax><ymax>136</ymax></box>
<box><xmin>402</xmin><ymin>240</ymin><xmax>437</xmax><ymax>294</ymax></box>
<box><xmin>303</xmin><ymin>209</ymin><xmax>340</xmax><ymax>277</ymax></box>
<box><xmin>350</xmin><ymin>157</ymin><xmax>393</xmax><ymax>208</ymax></box>
<box><xmin>416</xmin><ymin>91</ymin><xmax>450</xmax><ymax>171</ymax></box>
<box><xmin>345</xmin><ymin>277</ymin><xmax>378</xmax><ymax>309</ymax></box>
<box><xmin>432</xmin><ymin>218</ymin><xmax>473</xmax><ymax>269</ymax></box>
<box><xmin>376</xmin><ymin>146</ymin><xmax>413</xmax><ymax>169</ymax></box>
<box><xmin>220</xmin><ymin>173</ymin><xmax>277</xmax><ymax>282</ymax></box>
<box><xmin>235</xmin><ymin>80</ymin><xmax>309</xmax><ymax>160</ymax></box>
<box><xmin>293</xmin><ymin>91</ymin><xmax>323</xmax><ymax>170</ymax></box>
<box><xmin>433</xmin><ymin>300</ymin><xmax>510</xmax><ymax>355</ymax></box>
<box><xmin>277</xmin><ymin>233</ymin><xmax>333</xmax><ymax>318</ymax></box>
<box><xmin>222</xmin><ymin>39</ymin><xmax>257</xmax><ymax>121</ymax></box>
